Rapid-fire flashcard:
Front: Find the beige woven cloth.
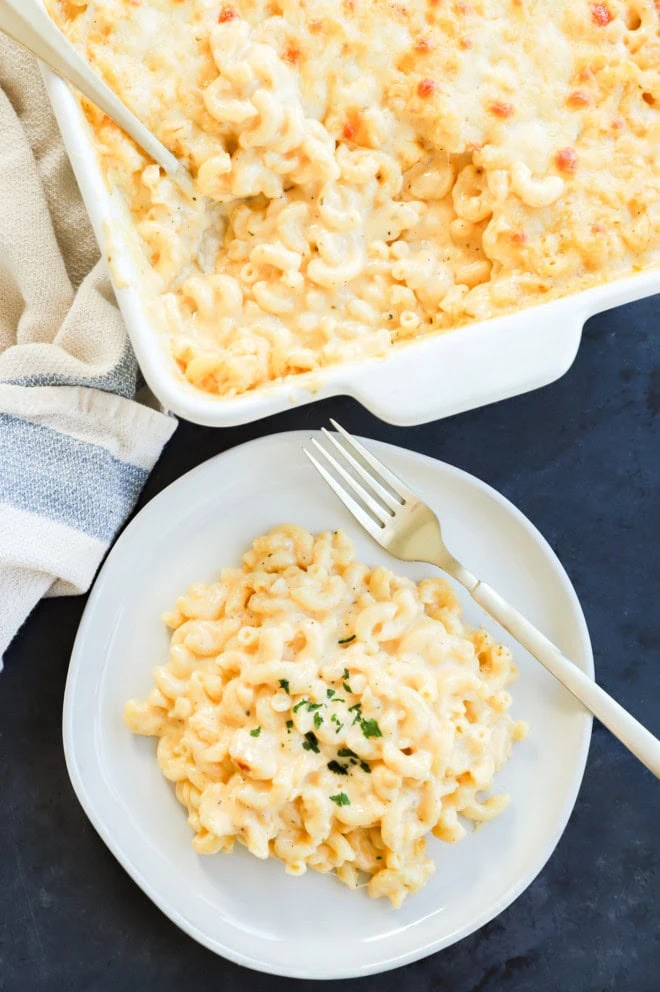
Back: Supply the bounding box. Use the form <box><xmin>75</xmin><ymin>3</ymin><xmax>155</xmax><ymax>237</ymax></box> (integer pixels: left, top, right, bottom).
<box><xmin>0</xmin><ymin>36</ymin><xmax>177</xmax><ymax>667</ymax></box>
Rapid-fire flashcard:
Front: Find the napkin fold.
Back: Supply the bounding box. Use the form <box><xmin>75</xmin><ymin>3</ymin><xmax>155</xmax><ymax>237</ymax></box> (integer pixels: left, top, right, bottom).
<box><xmin>0</xmin><ymin>36</ymin><xmax>177</xmax><ymax>667</ymax></box>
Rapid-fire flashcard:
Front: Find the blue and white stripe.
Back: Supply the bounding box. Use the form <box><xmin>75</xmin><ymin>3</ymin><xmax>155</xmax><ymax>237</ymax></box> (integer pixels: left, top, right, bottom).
<box><xmin>0</xmin><ymin>413</ymin><xmax>148</xmax><ymax>543</ymax></box>
<box><xmin>0</xmin><ymin>383</ymin><xmax>176</xmax><ymax>667</ymax></box>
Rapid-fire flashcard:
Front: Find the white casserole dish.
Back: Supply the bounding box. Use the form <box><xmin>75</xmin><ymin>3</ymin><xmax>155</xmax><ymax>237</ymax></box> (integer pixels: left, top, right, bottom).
<box><xmin>42</xmin><ymin>67</ymin><xmax>660</xmax><ymax>428</ymax></box>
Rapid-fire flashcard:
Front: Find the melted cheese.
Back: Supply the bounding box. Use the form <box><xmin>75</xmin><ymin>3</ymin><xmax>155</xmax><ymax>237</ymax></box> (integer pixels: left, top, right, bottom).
<box><xmin>49</xmin><ymin>0</ymin><xmax>660</xmax><ymax>397</ymax></box>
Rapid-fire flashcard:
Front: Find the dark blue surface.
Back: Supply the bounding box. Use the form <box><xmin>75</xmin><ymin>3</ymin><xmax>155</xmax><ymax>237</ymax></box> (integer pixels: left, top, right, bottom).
<box><xmin>1</xmin><ymin>298</ymin><xmax>659</xmax><ymax>992</ymax></box>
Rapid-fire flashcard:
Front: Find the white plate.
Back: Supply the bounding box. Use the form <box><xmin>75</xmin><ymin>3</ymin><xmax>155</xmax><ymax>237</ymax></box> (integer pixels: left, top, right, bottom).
<box><xmin>63</xmin><ymin>432</ymin><xmax>593</xmax><ymax>979</ymax></box>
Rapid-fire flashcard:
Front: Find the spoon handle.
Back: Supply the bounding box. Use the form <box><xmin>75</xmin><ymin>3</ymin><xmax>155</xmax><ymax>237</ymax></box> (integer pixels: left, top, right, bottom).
<box><xmin>0</xmin><ymin>0</ymin><xmax>190</xmax><ymax>184</ymax></box>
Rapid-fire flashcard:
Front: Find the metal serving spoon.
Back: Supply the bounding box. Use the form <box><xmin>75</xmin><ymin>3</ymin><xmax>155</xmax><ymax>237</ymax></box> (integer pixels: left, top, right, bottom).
<box><xmin>0</xmin><ymin>0</ymin><xmax>192</xmax><ymax>189</ymax></box>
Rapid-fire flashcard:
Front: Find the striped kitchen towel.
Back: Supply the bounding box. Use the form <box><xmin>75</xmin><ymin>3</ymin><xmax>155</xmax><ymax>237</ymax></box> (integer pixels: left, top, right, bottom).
<box><xmin>0</xmin><ymin>38</ymin><xmax>176</xmax><ymax>667</ymax></box>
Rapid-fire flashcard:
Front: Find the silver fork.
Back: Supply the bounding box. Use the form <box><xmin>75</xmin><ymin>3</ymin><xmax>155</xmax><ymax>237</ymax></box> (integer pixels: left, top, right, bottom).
<box><xmin>304</xmin><ymin>420</ymin><xmax>660</xmax><ymax>779</ymax></box>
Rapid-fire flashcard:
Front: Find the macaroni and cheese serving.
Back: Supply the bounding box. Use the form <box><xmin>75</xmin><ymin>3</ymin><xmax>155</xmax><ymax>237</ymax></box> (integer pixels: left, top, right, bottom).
<box><xmin>124</xmin><ymin>526</ymin><xmax>527</xmax><ymax>905</ymax></box>
<box><xmin>49</xmin><ymin>1</ymin><xmax>659</xmax><ymax>399</ymax></box>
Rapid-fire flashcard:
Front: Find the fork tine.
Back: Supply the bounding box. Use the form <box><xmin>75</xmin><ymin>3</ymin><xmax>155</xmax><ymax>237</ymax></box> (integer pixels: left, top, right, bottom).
<box><xmin>329</xmin><ymin>419</ymin><xmax>414</xmax><ymax>503</ymax></box>
<box><xmin>321</xmin><ymin>427</ymin><xmax>401</xmax><ymax>511</ymax></box>
<box><xmin>309</xmin><ymin>439</ymin><xmax>390</xmax><ymax>525</ymax></box>
<box><xmin>303</xmin><ymin>447</ymin><xmax>385</xmax><ymax>540</ymax></box>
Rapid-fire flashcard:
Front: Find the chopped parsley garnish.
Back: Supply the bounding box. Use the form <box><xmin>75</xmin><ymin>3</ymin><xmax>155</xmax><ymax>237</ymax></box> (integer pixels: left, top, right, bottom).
<box><xmin>343</xmin><ymin>668</ymin><xmax>350</xmax><ymax>679</ymax></box>
<box><xmin>302</xmin><ymin>731</ymin><xmax>320</xmax><ymax>753</ymax></box>
<box><xmin>313</xmin><ymin>712</ymin><xmax>323</xmax><ymax>730</ymax></box>
<box><xmin>335</xmin><ymin>746</ymin><xmax>371</xmax><ymax>773</ymax></box>
<box><xmin>279</xmin><ymin>679</ymin><xmax>290</xmax><ymax>694</ymax></box>
<box><xmin>348</xmin><ymin>702</ymin><xmax>362</xmax><ymax>725</ymax></box>
<box><xmin>330</xmin><ymin>792</ymin><xmax>351</xmax><ymax>806</ymax></box>
<box><xmin>338</xmin><ymin>635</ymin><xmax>356</xmax><ymax>645</ymax></box>
<box><xmin>360</xmin><ymin>718</ymin><xmax>383</xmax><ymax>739</ymax></box>
<box><xmin>331</xmin><ymin>714</ymin><xmax>343</xmax><ymax>734</ymax></box>
<box><xmin>249</xmin><ymin>727</ymin><xmax>261</xmax><ymax>737</ymax></box>
<box><xmin>285</xmin><ymin>720</ymin><xmax>293</xmax><ymax>732</ymax></box>
<box><xmin>293</xmin><ymin>698</ymin><xmax>324</xmax><ymax>714</ymax></box>
<box><xmin>342</xmin><ymin>682</ymin><xmax>353</xmax><ymax>694</ymax></box>
<box><xmin>327</xmin><ymin>760</ymin><xmax>349</xmax><ymax>775</ymax></box>
<box><xmin>326</xmin><ymin>688</ymin><xmax>335</xmax><ymax>698</ymax></box>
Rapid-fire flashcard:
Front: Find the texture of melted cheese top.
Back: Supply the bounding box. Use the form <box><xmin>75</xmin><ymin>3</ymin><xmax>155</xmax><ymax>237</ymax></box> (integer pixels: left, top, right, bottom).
<box><xmin>50</xmin><ymin>0</ymin><xmax>660</xmax><ymax>397</ymax></box>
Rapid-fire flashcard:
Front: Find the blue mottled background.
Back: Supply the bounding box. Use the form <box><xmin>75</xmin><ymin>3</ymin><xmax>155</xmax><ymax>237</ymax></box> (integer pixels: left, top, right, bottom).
<box><xmin>1</xmin><ymin>297</ymin><xmax>658</xmax><ymax>992</ymax></box>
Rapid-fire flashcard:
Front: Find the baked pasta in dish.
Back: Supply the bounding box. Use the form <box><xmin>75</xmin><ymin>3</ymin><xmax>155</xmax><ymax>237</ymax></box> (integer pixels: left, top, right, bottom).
<box><xmin>124</xmin><ymin>526</ymin><xmax>527</xmax><ymax>906</ymax></box>
<box><xmin>49</xmin><ymin>0</ymin><xmax>660</xmax><ymax>397</ymax></box>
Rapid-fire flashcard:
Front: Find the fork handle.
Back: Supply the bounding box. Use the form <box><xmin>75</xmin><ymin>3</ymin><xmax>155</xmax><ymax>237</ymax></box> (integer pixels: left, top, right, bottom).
<box><xmin>471</xmin><ymin>580</ymin><xmax>660</xmax><ymax>779</ymax></box>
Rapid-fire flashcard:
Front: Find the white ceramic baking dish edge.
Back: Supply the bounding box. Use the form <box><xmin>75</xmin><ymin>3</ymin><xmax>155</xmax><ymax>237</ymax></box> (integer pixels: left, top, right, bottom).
<box><xmin>42</xmin><ymin>66</ymin><xmax>660</xmax><ymax>428</ymax></box>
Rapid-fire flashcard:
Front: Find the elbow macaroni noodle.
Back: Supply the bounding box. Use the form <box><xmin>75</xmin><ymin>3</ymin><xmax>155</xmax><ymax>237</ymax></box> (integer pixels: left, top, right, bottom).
<box><xmin>49</xmin><ymin>0</ymin><xmax>660</xmax><ymax>397</ymax></box>
<box><xmin>124</xmin><ymin>526</ymin><xmax>527</xmax><ymax>906</ymax></box>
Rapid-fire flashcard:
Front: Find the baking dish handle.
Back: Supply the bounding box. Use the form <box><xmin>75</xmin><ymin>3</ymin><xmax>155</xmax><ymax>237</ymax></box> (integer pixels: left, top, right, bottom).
<box><xmin>345</xmin><ymin>303</ymin><xmax>586</xmax><ymax>426</ymax></box>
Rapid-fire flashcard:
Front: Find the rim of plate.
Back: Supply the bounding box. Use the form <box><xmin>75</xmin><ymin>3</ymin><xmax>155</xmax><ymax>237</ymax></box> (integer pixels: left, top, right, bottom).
<box><xmin>63</xmin><ymin>431</ymin><xmax>593</xmax><ymax>979</ymax></box>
